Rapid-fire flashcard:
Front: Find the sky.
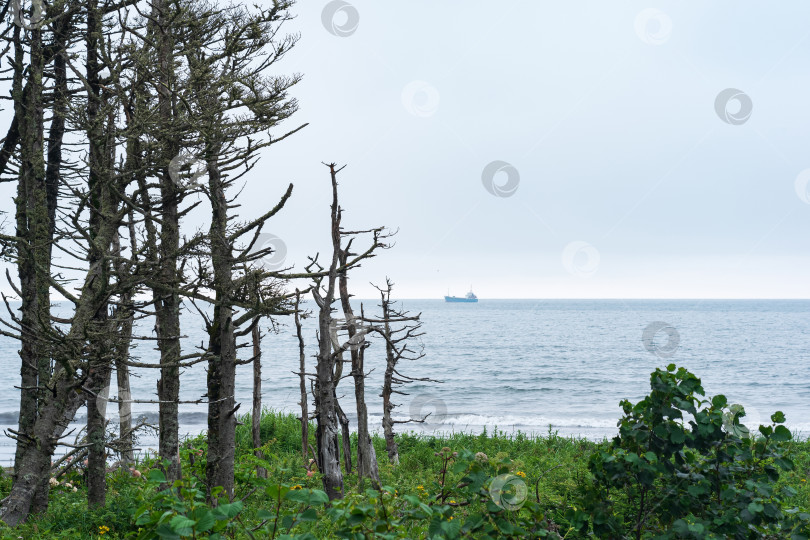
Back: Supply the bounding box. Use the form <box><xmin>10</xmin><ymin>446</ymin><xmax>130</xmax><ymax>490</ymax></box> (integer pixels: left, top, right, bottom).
<box><xmin>4</xmin><ymin>1</ymin><xmax>810</xmax><ymax>299</ymax></box>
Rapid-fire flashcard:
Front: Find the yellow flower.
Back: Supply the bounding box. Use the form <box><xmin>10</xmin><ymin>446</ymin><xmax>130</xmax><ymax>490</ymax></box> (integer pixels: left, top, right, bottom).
<box><xmin>515</xmin><ymin>471</ymin><xmax>526</xmax><ymax>478</ymax></box>
<box><xmin>291</xmin><ymin>485</ymin><xmax>302</xmax><ymax>490</ymax></box>
<box><xmin>417</xmin><ymin>485</ymin><xmax>424</xmax><ymax>490</ymax></box>
<box><xmin>98</xmin><ymin>525</ymin><xmax>110</xmax><ymax>535</ymax></box>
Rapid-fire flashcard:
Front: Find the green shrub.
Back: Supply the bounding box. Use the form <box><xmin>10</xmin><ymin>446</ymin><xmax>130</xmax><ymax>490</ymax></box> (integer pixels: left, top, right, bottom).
<box><xmin>581</xmin><ymin>364</ymin><xmax>810</xmax><ymax>539</ymax></box>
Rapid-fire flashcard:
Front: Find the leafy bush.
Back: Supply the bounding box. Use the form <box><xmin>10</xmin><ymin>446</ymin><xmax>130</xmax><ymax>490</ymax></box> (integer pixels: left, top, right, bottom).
<box><xmin>133</xmin><ymin>468</ymin><xmax>245</xmax><ymax>539</ymax></box>
<box><xmin>580</xmin><ymin>364</ymin><xmax>810</xmax><ymax>539</ymax></box>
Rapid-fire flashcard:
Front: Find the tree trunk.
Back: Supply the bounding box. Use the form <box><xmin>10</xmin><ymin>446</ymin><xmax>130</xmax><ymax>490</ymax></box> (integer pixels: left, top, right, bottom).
<box><xmin>338</xmin><ymin>253</ymin><xmax>380</xmax><ymax>486</ymax></box>
<box><xmin>311</xmin><ymin>163</ymin><xmax>346</xmax><ymax>500</ymax></box>
<box><xmin>294</xmin><ymin>290</ymin><xmax>308</xmax><ymax>461</ymax></box>
<box><xmin>11</xmin><ymin>16</ymin><xmax>53</xmax><ymax>515</ymax></box>
<box><xmin>1</xmin><ymin>377</ymin><xmax>84</xmax><ymax>526</ymax></box>
<box><xmin>86</xmin><ymin>362</ymin><xmax>111</xmax><ymax>507</ymax></box>
<box><xmin>205</xmin><ymin>158</ymin><xmax>238</xmax><ymax>500</ymax></box>
<box><xmin>115</xmin><ymin>353</ymin><xmax>134</xmax><ymax>465</ymax></box>
<box><xmin>113</xmin><ymin>228</ymin><xmax>136</xmax><ymax>465</ymax></box>
<box><xmin>1</xmin><ymin>213</ymin><xmax>122</xmax><ymax>524</ymax></box>
<box><xmin>337</xmin><ymin>401</ymin><xmax>352</xmax><ymax>475</ymax></box>
<box><xmin>379</xmin><ymin>295</ymin><xmax>399</xmax><ymax>465</ymax></box>
<box><xmin>84</xmin><ymin>0</ymin><xmax>113</xmax><ymax>505</ymax></box>
<box><xmin>153</xmin><ymin>0</ymin><xmax>182</xmax><ymax>484</ymax></box>
<box><xmin>252</xmin><ymin>322</ymin><xmax>266</xmax><ymax>478</ymax></box>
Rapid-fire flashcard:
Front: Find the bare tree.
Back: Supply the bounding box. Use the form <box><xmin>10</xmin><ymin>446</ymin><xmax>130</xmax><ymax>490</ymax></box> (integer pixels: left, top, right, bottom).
<box><xmin>337</xmin><ymin>246</ymin><xmax>380</xmax><ymax>486</ymax></box>
<box><xmin>369</xmin><ymin>279</ymin><xmax>427</xmax><ymax>465</ymax></box>
<box><xmin>251</xmin><ymin>321</ymin><xmax>266</xmax><ymax>478</ymax></box>
<box><xmin>294</xmin><ymin>289</ymin><xmax>309</xmax><ymax>461</ymax></box>
<box><xmin>310</xmin><ymin>163</ymin><xmax>387</xmax><ymax>499</ymax></box>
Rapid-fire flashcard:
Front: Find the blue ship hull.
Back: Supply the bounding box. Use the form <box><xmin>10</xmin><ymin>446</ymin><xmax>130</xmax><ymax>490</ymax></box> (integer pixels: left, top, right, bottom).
<box><xmin>444</xmin><ymin>296</ymin><xmax>478</xmax><ymax>303</ymax></box>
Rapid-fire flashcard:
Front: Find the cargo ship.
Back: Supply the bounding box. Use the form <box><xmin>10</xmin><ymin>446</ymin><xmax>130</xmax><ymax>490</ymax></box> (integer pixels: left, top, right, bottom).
<box><xmin>444</xmin><ymin>288</ymin><xmax>478</xmax><ymax>303</ymax></box>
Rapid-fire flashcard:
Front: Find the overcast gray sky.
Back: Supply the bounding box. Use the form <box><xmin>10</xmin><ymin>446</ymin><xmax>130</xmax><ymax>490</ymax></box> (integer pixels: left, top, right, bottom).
<box><xmin>5</xmin><ymin>1</ymin><xmax>810</xmax><ymax>299</ymax></box>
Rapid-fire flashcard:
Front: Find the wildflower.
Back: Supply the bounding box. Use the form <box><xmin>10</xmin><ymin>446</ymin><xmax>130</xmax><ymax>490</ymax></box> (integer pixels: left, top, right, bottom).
<box><xmin>417</xmin><ymin>485</ymin><xmax>424</xmax><ymax>491</ymax></box>
<box><xmin>291</xmin><ymin>485</ymin><xmax>302</xmax><ymax>490</ymax></box>
<box><xmin>64</xmin><ymin>482</ymin><xmax>73</xmax><ymax>489</ymax></box>
<box><xmin>98</xmin><ymin>525</ymin><xmax>110</xmax><ymax>535</ymax></box>
<box><xmin>441</xmin><ymin>447</ymin><xmax>451</xmax><ymax>453</ymax></box>
<box><xmin>130</xmin><ymin>468</ymin><xmax>142</xmax><ymax>478</ymax></box>
<box><xmin>306</xmin><ymin>470</ymin><xmax>314</xmax><ymax>477</ymax></box>
<box><xmin>49</xmin><ymin>478</ymin><xmax>59</xmax><ymax>487</ymax></box>
<box><xmin>474</xmin><ymin>452</ymin><xmax>488</xmax><ymax>462</ymax></box>
<box><xmin>803</xmin><ymin>478</ymin><xmax>807</xmax><ymax>483</ymax></box>
<box><xmin>515</xmin><ymin>471</ymin><xmax>526</xmax><ymax>478</ymax></box>
<box><xmin>72</xmin><ymin>487</ymin><xmax>77</xmax><ymax>493</ymax></box>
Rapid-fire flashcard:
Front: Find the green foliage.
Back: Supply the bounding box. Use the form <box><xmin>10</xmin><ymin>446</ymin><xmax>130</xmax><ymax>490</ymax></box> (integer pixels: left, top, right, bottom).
<box><xmin>2</xmin><ymin>384</ymin><xmax>810</xmax><ymax>539</ymax></box>
<box><xmin>132</xmin><ymin>466</ymin><xmax>246</xmax><ymax>539</ymax></box>
<box><xmin>582</xmin><ymin>364</ymin><xmax>810</xmax><ymax>539</ymax></box>
<box><xmin>324</xmin><ymin>449</ymin><xmax>562</xmax><ymax>539</ymax></box>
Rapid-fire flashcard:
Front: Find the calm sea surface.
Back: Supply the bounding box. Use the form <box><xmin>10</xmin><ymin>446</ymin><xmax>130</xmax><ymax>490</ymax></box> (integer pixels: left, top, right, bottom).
<box><xmin>0</xmin><ymin>299</ymin><xmax>808</xmax><ymax>466</ymax></box>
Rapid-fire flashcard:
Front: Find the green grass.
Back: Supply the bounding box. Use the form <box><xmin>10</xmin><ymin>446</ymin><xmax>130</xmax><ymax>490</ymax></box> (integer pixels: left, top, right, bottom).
<box><xmin>1</xmin><ymin>410</ymin><xmax>809</xmax><ymax>538</ymax></box>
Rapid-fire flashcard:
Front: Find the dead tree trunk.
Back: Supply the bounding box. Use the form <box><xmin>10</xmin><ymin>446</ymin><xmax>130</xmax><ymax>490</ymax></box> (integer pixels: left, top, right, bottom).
<box><xmin>252</xmin><ymin>322</ymin><xmax>266</xmax><ymax>478</ymax></box>
<box><xmin>294</xmin><ymin>290</ymin><xmax>308</xmax><ymax>461</ymax></box>
<box><xmin>311</xmin><ymin>164</ymin><xmax>347</xmax><ymax>499</ymax></box>
<box><xmin>336</xmin><ymin>400</ymin><xmax>352</xmax><ymax>475</ymax></box>
<box><xmin>112</xmin><ymin>227</ymin><xmax>136</xmax><ymax>465</ymax></box>
<box><xmin>310</xmin><ymin>162</ymin><xmax>389</xmax><ymax>498</ymax></box>
<box><xmin>380</xmin><ymin>297</ymin><xmax>399</xmax><ymax>465</ymax></box>
<box><xmin>338</xmin><ymin>250</ymin><xmax>380</xmax><ymax>486</ymax></box>
<box><xmin>327</xmin><ymin>321</ymin><xmax>352</xmax><ymax>474</ymax></box>
<box><xmin>115</xmin><ymin>347</ymin><xmax>134</xmax><ymax>464</ymax></box>
<box><xmin>370</xmin><ymin>279</ymin><xmax>426</xmax><ymax>466</ymax></box>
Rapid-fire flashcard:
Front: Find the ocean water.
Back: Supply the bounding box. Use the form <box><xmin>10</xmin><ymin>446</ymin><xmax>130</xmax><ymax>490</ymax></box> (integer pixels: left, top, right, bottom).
<box><xmin>0</xmin><ymin>299</ymin><xmax>808</xmax><ymax>466</ymax></box>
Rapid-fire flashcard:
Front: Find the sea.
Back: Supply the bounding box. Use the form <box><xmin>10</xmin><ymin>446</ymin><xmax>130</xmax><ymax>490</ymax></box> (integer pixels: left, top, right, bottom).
<box><xmin>0</xmin><ymin>299</ymin><xmax>808</xmax><ymax>467</ymax></box>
